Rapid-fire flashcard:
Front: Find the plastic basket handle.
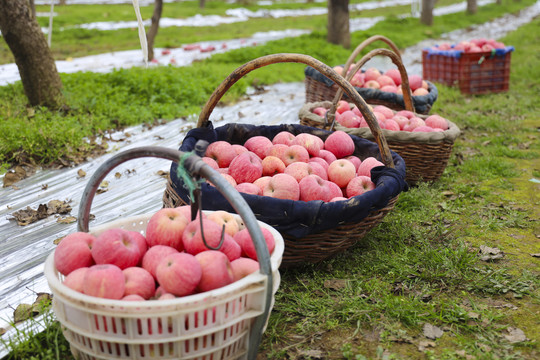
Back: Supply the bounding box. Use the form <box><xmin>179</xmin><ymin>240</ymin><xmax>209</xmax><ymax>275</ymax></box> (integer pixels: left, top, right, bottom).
<box><xmin>328</xmin><ymin>48</ymin><xmax>415</xmax><ymax>123</ymax></box>
<box><xmin>342</xmin><ymin>35</ymin><xmax>402</xmax><ymax>77</ymax></box>
<box><xmin>76</xmin><ymin>146</ymin><xmax>273</xmax><ymax>360</ymax></box>
<box><xmin>197</xmin><ymin>53</ymin><xmax>395</xmax><ymax>168</ymax></box>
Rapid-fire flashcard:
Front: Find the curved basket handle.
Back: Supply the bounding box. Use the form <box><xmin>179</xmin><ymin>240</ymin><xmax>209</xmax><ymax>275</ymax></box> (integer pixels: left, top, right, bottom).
<box><xmin>76</xmin><ymin>146</ymin><xmax>273</xmax><ymax>359</ymax></box>
<box><xmin>342</xmin><ymin>35</ymin><xmax>402</xmax><ymax>78</ymax></box>
<box><xmin>328</xmin><ymin>48</ymin><xmax>415</xmax><ymax>124</ymax></box>
<box><xmin>197</xmin><ymin>53</ymin><xmax>394</xmax><ymax>168</ymax></box>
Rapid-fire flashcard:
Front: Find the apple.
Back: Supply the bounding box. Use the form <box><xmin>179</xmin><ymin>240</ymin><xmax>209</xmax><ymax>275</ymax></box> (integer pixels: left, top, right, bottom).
<box><xmin>123</xmin><ymin>267</ymin><xmax>156</xmax><ymax>300</ymax></box>
<box><xmin>346</xmin><ymin>176</ymin><xmax>376</xmax><ymax>197</ymax></box>
<box><xmin>62</xmin><ymin>267</ymin><xmax>89</xmax><ymax>293</ymax></box>
<box><xmin>380</xmin><ymin>85</ymin><xmax>398</xmax><ymax>93</ymax></box>
<box><xmin>244</xmin><ymin>136</ymin><xmax>273</xmax><ymax>159</ymax></box>
<box><xmin>308</xmin><ymin>161</ymin><xmax>328</xmax><ymax>180</ymax></box>
<box><xmin>324</xmin><ymin>130</ymin><xmax>355</xmax><ymax>159</ymax></box>
<box><xmin>201</xmin><ymin>157</ymin><xmax>219</xmax><ymax>170</ymax></box>
<box><xmin>175</xmin><ymin>204</ymin><xmax>206</xmax><ymax>222</ymax></box>
<box><xmin>284</xmin><ymin>162</ymin><xmax>313</xmax><ymax>182</ymax></box>
<box><xmin>261</xmin><ymin>155</ymin><xmax>286</xmax><ymax>176</ymax></box>
<box><xmin>392</xmin><ymin>115</ymin><xmax>410</xmax><ymax>130</ymax></box>
<box><xmin>299</xmin><ymin>174</ymin><xmax>332</xmax><ymax>202</ymax></box>
<box><xmin>364</xmin><ymin>67</ymin><xmax>381</xmax><ymax>81</ymax></box>
<box><xmin>263</xmin><ymin>173</ymin><xmax>300</xmax><ymax>200</ymax></box>
<box><xmin>205</xmin><ymin>141</ymin><xmax>236</xmax><ymax>168</ymax></box>
<box><xmin>403</xmin><ymin>117</ymin><xmax>425</xmax><ymax>132</ymax></box>
<box><xmin>384</xmin><ymin>119</ymin><xmax>400</xmax><ymax>131</ymax></box>
<box><xmin>272</xmin><ymin>131</ymin><xmax>296</xmax><ymax>146</ymax></box>
<box><xmin>233</xmin><ymin>227</ymin><xmax>275</xmax><ymax>260</ymax></box>
<box><xmin>337</xmin><ymin>110</ymin><xmax>361</xmax><ymax>128</ymax></box>
<box><xmin>54</xmin><ymin>232</ymin><xmax>95</xmax><ymax>276</ymax></box>
<box><xmin>364</xmin><ymin>80</ymin><xmax>381</xmax><ymax>89</ymax></box>
<box><xmin>195</xmin><ymin>251</ymin><xmax>234</xmax><ymax>292</ymax></box>
<box><xmin>219</xmin><ymin>235</ymin><xmax>242</xmax><ymax>262</ymax></box>
<box><xmin>336</xmin><ymin>100</ymin><xmax>350</xmax><ymax>114</ymax></box>
<box><xmin>92</xmin><ymin>228</ymin><xmax>141</xmax><ymax>270</ymax></box>
<box><xmin>158</xmin><ymin>293</ymin><xmax>176</xmax><ymax>300</ymax></box>
<box><xmin>333</xmin><ymin>65</ymin><xmax>344</xmax><ymax>75</ymax></box>
<box><xmin>326</xmin><ymin>180</ymin><xmax>344</xmax><ymax>200</ymax></box>
<box><xmin>425</xmin><ymin>114</ymin><xmax>449</xmax><ymax>130</ymax></box>
<box><xmin>421</xmin><ymin>80</ymin><xmax>429</xmax><ymax>90</ymax></box>
<box><xmin>345</xmin><ymin>155</ymin><xmax>362</xmax><ymax>171</ymax></box>
<box><xmin>207</xmin><ymin>210</ymin><xmax>240</xmax><ymax>237</ymax></box>
<box><xmin>318</xmin><ymin>149</ymin><xmax>338</xmax><ymax>165</ymax></box>
<box><xmin>330</xmin><ymin>197</ymin><xmax>348</xmax><ymax>202</ymax></box>
<box><xmin>309</xmin><ymin>157</ymin><xmax>330</xmax><ymax>171</ymax></box>
<box><xmin>352</xmin><ymin>106</ymin><xmax>363</xmax><ymax>117</ymax></box>
<box><xmin>293</xmin><ymin>133</ymin><xmax>321</xmax><ymax>157</ymax></box>
<box><xmin>155</xmin><ymin>253</ymin><xmax>202</xmax><ymax>297</ymax></box>
<box><xmin>235</xmin><ymin>182</ymin><xmax>262</xmax><ymax>196</ymax></box>
<box><xmin>141</xmin><ymin>245</ymin><xmax>179</xmax><ymax>280</ymax></box>
<box><xmin>210</xmin><ymin>173</ymin><xmax>237</xmax><ymax>188</ymax></box>
<box><xmin>312</xmin><ymin>107</ymin><xmax>328</xmax><ymax>117</ymax></box>
<box><xmin>231</xmin><ymin>144</ymin><xmax>249</xmax><ymax>156</ymax></box>
<box><xmin>122</xmin><ymin>294</ymin><xmax>145</xmax><ymax>301</ymax></box>
<box><xmin>327</xmin><ymin>159</ymin><xmax>356</xmax><ymax>188</ymax></box>
<box><xmin>280</xmin><ymin>145</ymin><xmax>310</xmax><ymax>166</ymax></box>
<box><xmin>83</xmin><ymin>264</ymin><xmax>125</xmax><ymax>300</ymax></box>
<box><xmin>128</xmin><ymin>231</ymin><xmax>148</xmax><ymax>264</ymax></box>
<box><xmin>376</xmin><ymin>75</ymin><xmax>395</xmax><ymax>88</ymax></box>
<box><xmin>384</xmin><ymin>68</ymin><xmax>402</xmax><ymax>86</ymax></box>
<box><xmin>395</xmin><ymin>110</ymin><xmax>415</xmax><ymax>120</ymax></box>
<box><xmin>357</xmin><ymin>157</ymin><xmax>384</xmax><ymax>177</ymax></box>
<box><xmin>145</xmin><ymin>207</ymin><xmax>188</xmax><ymax>251</ymax></box>
<box><xmin>408</xmin><ymin>74</ymin><xmax>423</xmax><ymax>91</ymax></box>
<box><xmin>253</xmin><ymin>176</ymin><xmax>272</xmax><ymax>194</ymax></box>
<box><xmin>266</xmin><ymin>143</ymin><xmax>289</xmax><ymax>160</ymax></box>
<box><xmin>228</xmin><ymin>151</ymin><xmax>263</xmax><ymax>184</ymax></box>
<box><xmin>372</xmin><ymin>105</ymin><xmax>394</xmax><ymax>120</ymax></box>
<box><xmin>412</xmin><ymin>125</ymin><xmax>435</xmax><ymax>132</ymax></box>
<box><xmin>183</xmin><ymin>218</ymin><xmax>227</xmax><ymax>255</ymax></box>
<box><xmin>350</xmin><ymin>72</ymin><xmax>365</xmax><ymax>87</ymax></box>
<box><xmin>413</xmin><ymin>88</ymin><xmax>429</xmax><ymax>96</ymax></box>
<box><xmin>231</xmin><ymin>258</ymin><xmax>260</xmax><ymax>281</ymax></box>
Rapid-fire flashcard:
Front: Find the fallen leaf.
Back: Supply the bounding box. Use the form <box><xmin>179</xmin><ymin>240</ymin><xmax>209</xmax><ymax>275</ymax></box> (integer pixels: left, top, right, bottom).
<box><xmin>503</xmin><ymin>327</ymin><xmax>528</xmax><ymax>343</ymax></box>
<box><xmin>157</xmin><ymin>170</ymin><xmax>169</xmax><ymax>178</ymax></box>
<box><xmin>13</xmin><ymin>303</ymin><xmax>37</xmax><ymax>323</ymax></box>
<box><xmin>57</xmin><ymin>216</ymin><xmax>77</xmax><ymax>224</ymax></box>
<box><xmin>41</xmin><ymin>184</ymin><xmax>48</xmax><ymax>190</ymax></box>
<box><xmin>508</xmin><ymin>233</ymin><xmax>525</xmax><ymax>239</ymax></box>
<box><xmin>418</xmin><ymin>340</ymin><xmax>436</xmax><ymax>351</ymax></box>
<box><xmin>3</xmin><ymin>167</ymin><xmax>26</xmax><ymax>187</ymax></box>
<box><xmin>10</xmin><ymin>200</ymin><xmax>72</xmax><ymax>226</ymax></box>
<box><xmin>423</xmin><ymin>323</ymin><xmax>444</xmax><ymax>339</ymax></box>
<box><xmin>323</xmin><ymin>279</ymin><xmax>349</xmax><ymax>290</ymax></box>
<box><xmin>531</xmin><ymin>253</ymin><xmax>540</xmax><ymax>258</ymax></box>
<box><xmin>47</xmin><ymin>200</ymin><xmax>72</xmax><ymax>215</ymax></box>
<box><xmin>297</xmin><ymin>349</ymin><xmax>323</xmax><ymax>358</ymax></box>
<box><xmin>115</xmin><ymin>172</ymin><xmax>122</xmax><ymax>179</ymax></box>
<box><xmin>0</xmin><ymin>328</ymin><xmax>6</xmax><ymax>336</ymax></box>
<box><xmin>479</xmin><ymin>245</ymin><xmax>504</xmax><ymax>261</ymax></box>
<box><xmin>77</xmin><ymin>169</ymin><xmax>86</xmax><ymax>178</ymax></box>
<box><xmin>467</xmin><ymin>311</ymin><xmax>480</xmax><ymax>319</ymax></box>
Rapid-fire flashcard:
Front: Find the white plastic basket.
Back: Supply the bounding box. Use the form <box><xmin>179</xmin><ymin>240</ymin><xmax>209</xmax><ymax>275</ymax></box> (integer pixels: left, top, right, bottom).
<box><xmin>44</xmin><ymin>146</ymin><xmax>283</xmax><ymax>360</ymax></box>
<box><xmin>44</xmin><ymin>212</ymin><xmax>283</xmax><ymax>360</ymax></box>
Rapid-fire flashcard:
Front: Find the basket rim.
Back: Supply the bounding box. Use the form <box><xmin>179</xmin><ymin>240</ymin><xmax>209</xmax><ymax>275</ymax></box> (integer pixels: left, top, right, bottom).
<box><xmin>45</xmin><ymin>211</ymin><xmax>284</xmax><ymax>313</ymax></box>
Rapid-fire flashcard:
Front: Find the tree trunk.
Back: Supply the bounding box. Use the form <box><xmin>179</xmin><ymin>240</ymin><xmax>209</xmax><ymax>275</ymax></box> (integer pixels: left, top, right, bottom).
<box><xmin>0</xmin><ymin>0</ymin><xmax>64</xmax><ymax>108</ymax></box>
<box><xmin>28</xmin><ymin>0</ymin><xmax>36</xmax><ymax>18</ymax></box>
<box><xmin>467</xmin><ymin>0</ymin><xmax>478</xmax><ymax>14</ymax></box>
<box><xmin>327</xmin><ymin>0</ymin><xmax>350</xmax><ymax>49</ymax></box>
<box><xmin>59</xmin><ymin>0</ymin><xmax>67</xmax><ymax>5</ymax></box>
<box><xmin>420</xmin><ymin>0</ymin><xmax>435</xmax><ymax>25</ymax></box>
<box><xmin>146</xmin><ymin>0</ymin><xmax>163</xmax><ymax>62</ymax></box>
<box><xmin>199</xmin><ymin>0</ymin><xmax>206</xmax><ymax>8</ymax></box>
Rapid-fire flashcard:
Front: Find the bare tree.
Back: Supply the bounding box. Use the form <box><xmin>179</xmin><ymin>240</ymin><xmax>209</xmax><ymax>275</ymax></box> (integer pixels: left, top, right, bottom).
<box><xmin>420</xmin><ymin>0</ymin><xmax>435</xmax><ymax>25</ymax></box>
<box><xmin>0</xmin><ymin>0</ymin><xmax>64</xmax><ymax>108</ymax></box>
<box><xmin>146</xmin><ymin>0</ymin><xmax>163</xmax><ymax>62</ymax></box>
<box><xmin>327</xmin><ymin>0</ymin><xmax>350</xmax><ymax>48</ymax></box>
<box><xmin>467</xmin><ymin>0</ymin><xmax>478</xmax><ymax>14</ymax></box>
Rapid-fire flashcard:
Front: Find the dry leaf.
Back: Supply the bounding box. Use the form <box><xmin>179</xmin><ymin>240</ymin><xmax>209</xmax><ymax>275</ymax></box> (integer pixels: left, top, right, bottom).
<box><xmin>531</xmin><ymin>253</ymin><xmax>540</xmax><ymax>258</ymax></box>
<box><xmin>297</xmin><ymin>349</ymin><xmax>323</xmax><ymax>358</ymax></box>
<box><xmin>323</xmin><ymin>279</ymin><xmax>349</xmax><ymax>290</ymax></box>
<box><xmin>115</xmin><ymin>172</ymin><xmax>122</xmax><ymax>179</ymax></box>
<box><xmin>157</xmin><ymin>170</ymin><xmax>169</xmax><ymax>178</ymax></box>
<box><xmin>47</xmin><ymin>200</ymin><xmax>72</xmax><ymax>215</ymax></box>
<box><xmin>479</xmin><ymin>245</ymin><xmax>504</xmax><ymax>261</ymax></box>
<box><xmin>423</xmin><ymin>323</ymin><xmax>444</xmax><ymax>339</ymax></box>
<box><xmin>77</xmin><ymin>169</ymin><xmax>86</xmax><ymax>178</ymax></box>
<box><xmin>418</xmin><ymin>340</ymin><xmax>436</xmax><ymax>351</ymax></box>
<box><xmin>3</xmin><ymin>167</ymin><xmax>26</xmax><ymax>187</ymax></box>
<box><xmin>503</xmin><ymin>327</ymin><xmax>528</xmax><ymax>343</ymax></box>
<box><xmin>57</xmin><ymin>216</ymin><xmax>77</xmax><ymax>224</ymax></box>
<box><xmin>13</xmin><ymin>303</ymin><xmax>37</xmax><ymax>323</ymax></box>
<box><xmin>467</xmin><ymin>311</ymin><xmax>480</xmax><ymax>319</ymax></box>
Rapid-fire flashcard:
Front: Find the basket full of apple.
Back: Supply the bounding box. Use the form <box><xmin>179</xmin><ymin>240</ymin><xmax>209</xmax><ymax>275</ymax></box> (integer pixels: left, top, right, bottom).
<box><xmin>422</xmin><ymin>38</ymin><xmax>514</xmax><ymax>94</ymax></box>
<box><xmin>44</xmin><ymin>146</ymin><xmax>284</xmax><ymax>360</ymax></box>
<box><xmin>163</xmin><ymin>54</ymin><xmax>409</xmax><ymax>267</ymax></box>
<box><xmin>304</xmin><ymin>35</ymin><xmax>438</xmax><ymax>115</ymax></box>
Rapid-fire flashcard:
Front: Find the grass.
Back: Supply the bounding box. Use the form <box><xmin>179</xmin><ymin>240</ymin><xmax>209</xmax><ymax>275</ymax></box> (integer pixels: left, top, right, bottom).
<box><xmin>0</xmin><ymin>0</ymin><xmax>539</xmax><ymax>359</ymax></box>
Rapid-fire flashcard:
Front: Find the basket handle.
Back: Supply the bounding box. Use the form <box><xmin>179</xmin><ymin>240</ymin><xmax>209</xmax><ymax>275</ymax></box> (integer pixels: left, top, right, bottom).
<box><xmin>76</xmin><ymin>146</ymin><xmax>273</xmax><ymax>359</ymax></box>
<box><xmin>342</xmin><ymin>35</ymin><xmax>402</xmax><ymax>77</ymax></box>
<box><xmin>197</xmin><ymin>53</ymin><xmax>394</xmax><ymax>168</ymax></box>
<box><xmin>329</xmin><ymin>48</ymin><xmax>415</xmax><ymax>122</ymax></box>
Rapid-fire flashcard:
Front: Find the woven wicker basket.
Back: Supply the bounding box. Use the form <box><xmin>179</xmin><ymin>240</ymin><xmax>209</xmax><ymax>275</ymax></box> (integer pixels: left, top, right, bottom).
<box><xmin>299</xmin><ymin>50</ymin><xmax>460</xmax><ymax>185</ymax></box>
<box><xmin>163</xmin><ymin>53</ymin><xmax>408</xmax><ymax>267</ymax></box>
<box><xmin>304</xmin><ymin>35</ymin><xmax>438</xmax><ymax>114</ymax></box>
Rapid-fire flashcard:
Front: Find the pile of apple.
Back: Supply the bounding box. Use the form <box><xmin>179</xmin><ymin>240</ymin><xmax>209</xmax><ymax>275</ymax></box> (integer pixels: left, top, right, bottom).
<box><xmin>311</xmin><ymin>102</ymin><xmax>449</xmax><ymax>133</ymax></box>
<box><xmin>427</xmin><ymin>38</ymin><xmax>508</xmax><ymax>53</ymax></box>
<box><xmin>332</xmin><ymin>65</ymin><xmax>430</xmax><ymax>96</ymax></box>
<box><xmin>203</xmin><ymin>130</ymin><xmax>385</xmax><ymax>202</ymax></box>
<box><xmin>54</xmin><ymin>206</ymin><xmax>275</xmax><ymax>301</ymax></box>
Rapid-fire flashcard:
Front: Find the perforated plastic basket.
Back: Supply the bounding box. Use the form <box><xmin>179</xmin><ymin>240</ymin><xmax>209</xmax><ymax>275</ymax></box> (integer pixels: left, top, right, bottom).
<box><xmin>44</xmin><ymin>147</ymin><xmax>284</xmax><ymax>360</ymax></box>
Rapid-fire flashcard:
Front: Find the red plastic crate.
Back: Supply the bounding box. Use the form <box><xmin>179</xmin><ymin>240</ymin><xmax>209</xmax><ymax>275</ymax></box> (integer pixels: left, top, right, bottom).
<box><xmin>422</xmin><ymin>47</ymin><xmax>513</xmax><ymax>94</ymax></box>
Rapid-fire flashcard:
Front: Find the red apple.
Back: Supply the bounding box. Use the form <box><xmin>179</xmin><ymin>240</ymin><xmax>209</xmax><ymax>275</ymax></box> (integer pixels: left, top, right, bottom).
<box><xmin>284</xmin><ymin>162</ymin><xmax>314</xmax><ymax>182</ymax></box>
<box><xmin>155</xmin><ymin>253</ymin><xmax>202</xmax><ymax>297</ymax></box>
<box><xmin>413</xmin><ymin>88</ymin><xmax>429</xmax><ymax>96</ymax></box>
<box><xmin>350</xmin><ymin>72</ymin><xmax>365</xmax><ymax>87</ymax></box>
<box><xmin>205</xmin><ymin>141</ymin><xmax>236</xmax><ymax>168</ymax></box>
<box><xmin>183</xmin><ymin>218</ymin><xmax>227</xmax><ymax>255</ymax></box>
<box><xmin>395</xmin><ymin>110</ymin><xmax>415</xmax><ymax>119</ymax></box>
<box><xmin>312</xmin><ymin>107</ymin><xmax>328</xmax><ymax>117</ymax></box>
<box><xmin>207</xmin><ymin>210</ymin><xmax>239</xmax><ymax>237</ymax></box>
<box><xmin>327</xmin><ymin>159</ymin><xmax>356</xmax><ymax>188</ymax></box>
<box><xmin>145</xmin><ymin>207</ymin><xmax>188</xmax><ymax>251</ymax></box>
<box><xmin>308</xmin><ymin>161</ymin><xmax>328</xmax><ymax>180</ymax></box>
<box><xmin>92</xmin><ymin>228</ymin><xmax>141</xmax><ymax>270</ymax></box>
<box><xmin>280</xmin><ymin>145</ymin><xmax>310</xmax><ymax>166</ymax></box>
<box><xmin>233</xmin><ymin>227</ymin><xmax>275</xmax><ymax>260</ymax></box>
<box><xmin>201</xmin><ymin>156</ymin><xmax>219</xmax><ymax>170</ymax></box>
<box><xmin>263</xmin><ymin>173</ymin><xmax>300</xmax><ymax>200</ymax></box>
<box><xmin>253</xmin><ymin>176</ymin><xmax>272</xmax><ymax>194</ymax></box>
<box><xmin>380</xmin><ymin>85</ymin><xmax>398</xmax><ymax>93</ymax></box>
<box><xmin>345</xmin><ymin>155</ymin><xmax>362</xmax><ymax>171</ymax></box>
<box><xmin>141</xmin><ymin>245</ymin><xmax>179</xmax><ymax>280</ymax></box>
<box><xmin>324</xmin><ymin>131</ymin><xmax>355</xmax><ymax>159</ymax></box>
<box><xmin>372</xmin><ymin>105</ymin><xmax>394</xmax><ymax>120</ymax></box>
<box><xmin>261</xmin><ymin>155</ymin><xmax>286</xmax><ymax>176</ymax></box>
<box><xmin>128</xmin><ymin>231</ymin><xmax>148</xmax><ymax>265</ymax></box>
<box><xmin>299</xmin><ymin>174</ymin><xmax>332</xmax><ymax>202</ymax></box>
<box><xmin>195</xmin><ymin>251</ymin><xmax>234</xmax><ymax>292</ymax></box>
<box><xmin>244</xmin><ymin>136</ymin><xmax>273</xmax><ymax>159</ymax></box>
<box><xmin>425</xmin><ymin>114</ymin><xmax>449</xmax><ymax>130</ymax></box>
<box><xmin>403</xmin><ymin>117</ymin><xmax>425</xmax><ymax>132</ymax></box>
<box><xmin>220</xmin><ymin>235</ymin><xmax>242</xmax><ymax>262</ymax></box>
<box><xmin>337</xmin><ymin>110</ymin><xmax>361</xmax><ymax>128</ymax></box>
<box><xmin>336</xmin><ymin>100</ymin><xmax>350</xmax><ymax>114</ymax></box>
<box><xmin>235</xmin><ymin>182</ymin><xmax>262</xmax><ymax>196</ymax></box>
<box><xmin>318</xmin><ymin>149</ymin><xmax>338</xmax><ymax>165</ymax></box>
<box><xmin>346</xmin><ymin>176</ymin><xmax>376</xmax><ymax>197</ymax></box>
<box><xmin>384</xmin><ymin>68</ymin><xmax>402</xmax><ymax>86</ymax></box>
<box><xmin>326</xmin><ymin>180</ymin><xmax>343</xmax><ymax>200</ymax></box>
<box><xmin>364</xmin><ymin>80</ymin><xmax>381</xmax><ymax>89</ymax></box>
<box><xmin>384</xmin><ymin>119</ymin><xmax>400</xmax><ymax>131</ymax></box>
<box><xmin>364</xmin><ymin>67</ymin><xmax>381</xmax><ymax>81</ymax></box>
<box><xmin>83</xmin><ymin>264</ymin><xmax>125</xmax><ymax>300</ymax></box>
<box><xmin>62</xmin><ymin>267</ymin><xmax>89</xmax><ymax>293</ymax></box>
<box><xmin>122</xmin><ymin>294</ymin><xmax>145</xmax><ymax>301</ymax></box>
<box><xmin>412</xmin><ymin>125</ymin><xmax>435</xmax><ymax>132</ymax></box>
<box><xmin>377</xmin><ymin>75</ymin><xmax>395</xmax><ymax>88</ymax></box>
<box><xmin>272</xmin><ymin>131</ymin><xmax>296</xmax><ymax>146</ymax></box>
<box><xmin>228</xmin><ymin>151</ymin><xmax>263</xmax><ymax>184</ymax></box>
<box><xmin>123</xmin><ymin>267</ymin><xmax>156</xmax><ymax>300</ymax></box>
<box><xmin>357</xmin><ymin>157</ymin><xmax>384</xmax><ymax>177</ymax></box>
<box><xmin>54</xmin><ymin>232</ymin><xmax>95</xmax><ymax>276</ymax></box>
<box><xmin>230</xmin><ymin>258</ymin><xmax>260</xmax><ymax>281</ymax></box>
<box><xmin>309</xmin><ymin>157</ymin><xmax>330</xmax><ymax>171</ymax></box>
<box><xmin>293</xmin><ymin>133</ymin><xmax>321</xmax><ymax>157</ymax></box>
<box><xmin>266</xmin><ymin>143</ymin><xmax>289</xmax><ymax>160</ymax></box>
<box><xmin>392</xmin><ymin>115</ymin><xmax>410</xmax><ymax>130</ymax></box>
<box><xmin>408</xmin><ymin>74</ymin><xmax>423</xmax><ymax>91</ymax></box>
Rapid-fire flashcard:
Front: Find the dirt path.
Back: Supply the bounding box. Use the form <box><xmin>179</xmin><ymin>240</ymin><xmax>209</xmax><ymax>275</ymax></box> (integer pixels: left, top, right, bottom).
<box><xmin>0</xmin><ymin>1</ymin><xmax>539</xmax><ymax>351</ymax></box>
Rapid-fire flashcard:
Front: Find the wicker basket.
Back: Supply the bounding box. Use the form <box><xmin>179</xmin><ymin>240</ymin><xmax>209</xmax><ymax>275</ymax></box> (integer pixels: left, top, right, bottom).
<box><xmin>163</xmin><ymin>53</ymin><xmax>408</xmax><ymax>267</ymax></box>
<box><xmin>304</xmin><ymin>35</ymin><xmax>438</xmax><ymax>114</ymax></box>
<box><xmin>299</xmin><ymin>49</ymin><xmax>460</xmax><ymax>186</ymax></box>
<box><xmin>47</xmin><ymin>146</ymin><xmax>282</xmax><ymax>360</ymax></box>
